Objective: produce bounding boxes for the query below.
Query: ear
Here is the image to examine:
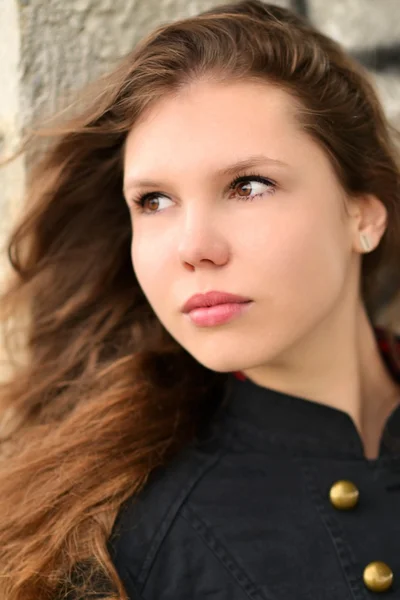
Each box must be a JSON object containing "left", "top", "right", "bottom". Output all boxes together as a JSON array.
[{"left": 347, "top": 193, "right": 388, "bottom": 254}]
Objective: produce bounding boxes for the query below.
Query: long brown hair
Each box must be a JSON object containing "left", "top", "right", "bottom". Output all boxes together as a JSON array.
[{"left": 1, "top": 1, "right": 400, "bottom": 598}]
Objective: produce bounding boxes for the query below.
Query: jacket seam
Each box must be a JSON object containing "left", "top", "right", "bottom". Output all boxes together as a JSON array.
[
  {"left": 297, "top": 457, "right": 368, "bottom": 600},
  {"left": 120, "top": 566, "right": 146, "bottom": 600},
  {"left": 180, "top": 503, "right": 276, "bottom": 600},
  {"left": 136, "top": 431, "right": 239, "bottom": 592}
]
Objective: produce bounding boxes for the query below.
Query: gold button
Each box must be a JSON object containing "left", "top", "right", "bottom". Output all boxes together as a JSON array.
[
  {"left": 363, "top": 561, "right": 393, "bottom": 592},
  {"left": 329, "top": 480, "right": 359, "bottom": 510}
]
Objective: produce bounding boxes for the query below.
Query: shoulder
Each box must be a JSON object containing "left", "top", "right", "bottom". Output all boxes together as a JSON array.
[{"left": 107, "top": 426, "right": 235, "bottom": 597}]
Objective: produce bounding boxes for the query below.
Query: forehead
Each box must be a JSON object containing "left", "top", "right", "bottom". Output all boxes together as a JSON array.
[{"left": 123, "top": 80, "right": 302, "bottom": 165}]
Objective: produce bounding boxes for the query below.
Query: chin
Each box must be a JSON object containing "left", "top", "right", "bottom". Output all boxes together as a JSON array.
[
  {"left": 189, "top": 349, "right": 253, "bottom": 374},
  {"left": 173, "top": 329, "right": 267, "bottom": 372}
]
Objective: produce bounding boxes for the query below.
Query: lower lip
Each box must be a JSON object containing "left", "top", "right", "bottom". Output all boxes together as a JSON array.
[{"left": 186, "top": 301, "right": 253, "bottom": 327}]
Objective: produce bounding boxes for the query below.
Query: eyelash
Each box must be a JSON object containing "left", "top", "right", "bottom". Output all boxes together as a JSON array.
[{"left": 129, "top": 171, "right": 277, "bottom": 215}]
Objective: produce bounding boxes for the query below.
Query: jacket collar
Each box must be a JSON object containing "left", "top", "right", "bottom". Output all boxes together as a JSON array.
[{"left": 219, "top": 327, "right": 400, "bottom": 459}]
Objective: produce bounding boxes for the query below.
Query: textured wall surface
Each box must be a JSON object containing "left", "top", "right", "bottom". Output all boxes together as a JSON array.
[
  {"left": 18, "top": 0, "right": 244, "bottom": 131},
  {"left": 12, "top": 0, "right": 400, "bottom": 135},
  {"left": 0, "top": 0, "right": 25, "bottom": 264},
  {"left": 0, "top": 0, "right": 399, "bottom": 273}
]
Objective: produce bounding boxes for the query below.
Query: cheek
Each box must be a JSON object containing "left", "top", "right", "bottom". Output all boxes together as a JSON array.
[
  {"left": 131, "top": 233, "right": 170, "bottom": 303},
  {"left": 250, "top": 207, "right": 348, "bottom": 306}
]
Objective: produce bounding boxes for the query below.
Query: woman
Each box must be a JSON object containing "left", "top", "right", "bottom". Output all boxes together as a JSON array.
[{"left": 1, "top": 1, "right": 400, "bottom": 598}]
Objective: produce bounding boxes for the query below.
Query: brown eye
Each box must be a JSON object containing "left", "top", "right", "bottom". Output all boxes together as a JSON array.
[
  {"left": 235, "top": 181, "right": 253, "bottom": 197},
  {"left": 145, "top": 197, "right": 160, "bottom": 212},
  {"left": 229, "top": 175, "right": 276, "bottom": 201},
  {"left": 133, "top": 193, "right": 174, "bottom": 215}
]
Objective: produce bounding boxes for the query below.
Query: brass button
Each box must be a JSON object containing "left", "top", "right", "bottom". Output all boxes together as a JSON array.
[
  {"left": 329, "top": 480, "right": 359, "bottom": 510},
  {"left": 363, "top": 561, "right": 393, "bottom": 592}
]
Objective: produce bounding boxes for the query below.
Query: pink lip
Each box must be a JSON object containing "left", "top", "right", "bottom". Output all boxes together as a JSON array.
[
  {"left": 181, "top": 291, "right": 252, "bottom": 313},
  {"left": 186, "top": 301, "right": 252, "bottom": 327},
  {"left": 181, "top": 291, "right": 253, "bottom": 327}
]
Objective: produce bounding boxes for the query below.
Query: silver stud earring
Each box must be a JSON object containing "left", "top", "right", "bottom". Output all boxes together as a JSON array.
[{"left": 360, "top": 233, "right": 372, "bottom": 252}]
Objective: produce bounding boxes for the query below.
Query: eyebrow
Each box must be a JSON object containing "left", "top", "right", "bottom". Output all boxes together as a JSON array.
[{"left": 123, "top": 154, "right": 289, "bottom": 195}]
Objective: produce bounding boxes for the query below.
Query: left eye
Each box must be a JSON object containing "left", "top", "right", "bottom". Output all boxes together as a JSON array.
[{"left": 229, "top": 176, "right": 276, "bottom": 200}]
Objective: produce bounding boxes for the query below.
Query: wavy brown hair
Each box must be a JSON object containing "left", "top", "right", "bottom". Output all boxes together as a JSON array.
[{"left": 1, "top": 1, "right": 400, "bottom": 598}]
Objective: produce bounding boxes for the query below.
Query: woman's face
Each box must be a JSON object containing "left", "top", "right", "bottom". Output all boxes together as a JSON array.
[{"left": 123, "top": 79, "right": 359, "bottom": 373}]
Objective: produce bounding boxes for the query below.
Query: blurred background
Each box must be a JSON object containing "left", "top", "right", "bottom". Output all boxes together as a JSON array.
[{"left": 0, "top": 0, "right": 399, "bottom": 291}]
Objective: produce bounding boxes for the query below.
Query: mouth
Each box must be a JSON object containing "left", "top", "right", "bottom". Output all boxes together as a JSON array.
[
  {"left": 182, "top": 291, "right": 252, "bottom": 313},
  {"left": 185, "top": 300, "right": 253, "bottom": 327}
]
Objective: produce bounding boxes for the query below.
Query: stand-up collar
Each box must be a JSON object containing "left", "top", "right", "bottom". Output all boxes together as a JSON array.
[{"left": 218, "top": 327, "right": 400, "bottom": 459}]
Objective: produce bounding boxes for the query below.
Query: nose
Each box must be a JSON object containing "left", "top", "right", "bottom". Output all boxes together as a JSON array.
[{"left": 177, "top": 205, "right": 230, "bottom": 270}]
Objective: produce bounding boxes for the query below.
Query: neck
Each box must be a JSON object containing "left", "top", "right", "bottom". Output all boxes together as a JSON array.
[{"left": 242, "top": 300, "right": 400, "bottom": 459}]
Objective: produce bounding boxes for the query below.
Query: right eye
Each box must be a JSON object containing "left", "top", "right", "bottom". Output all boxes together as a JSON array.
[{"left": 131, "top": 193, "right": 174, "bottom": 215}]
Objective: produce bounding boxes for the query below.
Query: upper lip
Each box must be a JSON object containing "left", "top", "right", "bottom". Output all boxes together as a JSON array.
[{"left": 181, "top": 291, "right": 252, "bottom": 313}]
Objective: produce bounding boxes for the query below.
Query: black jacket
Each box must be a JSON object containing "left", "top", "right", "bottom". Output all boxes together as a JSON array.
[{"left": 108, "top": 327, "right": 400, "bottom": 599}]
